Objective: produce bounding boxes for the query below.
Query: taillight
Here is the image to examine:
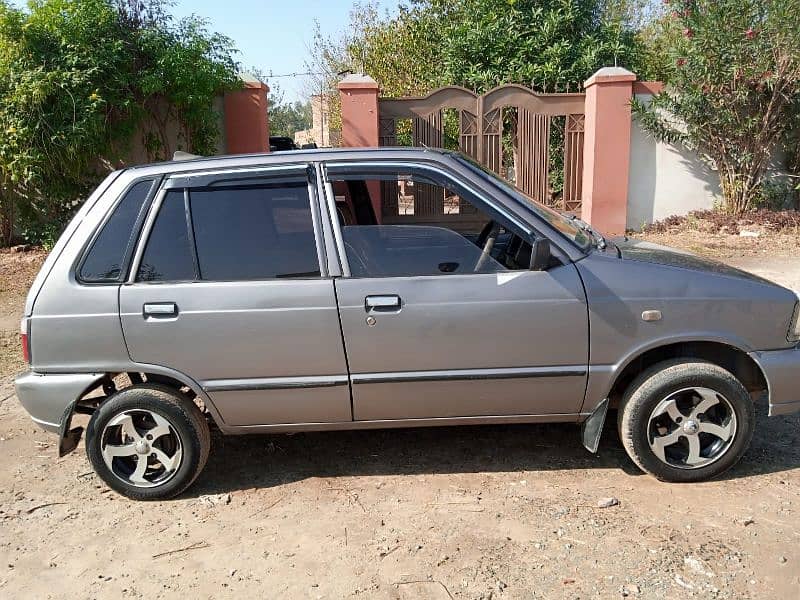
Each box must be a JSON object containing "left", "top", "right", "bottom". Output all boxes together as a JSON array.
[{"left": 20, "top": 318, "right": 30, "bottom": 364}]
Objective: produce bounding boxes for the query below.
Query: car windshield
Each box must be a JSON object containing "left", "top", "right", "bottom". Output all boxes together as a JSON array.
[{"left": 455, "top": 154, "right": 592, "bottom": 251}]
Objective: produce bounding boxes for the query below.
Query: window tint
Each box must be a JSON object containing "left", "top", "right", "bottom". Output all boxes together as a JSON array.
[
  {"left": 191, "top": 183, "right": 320, "bottom": 281},
  {"left": 137, "top": 191, "right": 195, "bottom": 282},
  {"left": 330, "top": 171, "right": 528, "bottom": 278},
  {"left": 79, "top": 180, "right": 153, "bottom": 282}
]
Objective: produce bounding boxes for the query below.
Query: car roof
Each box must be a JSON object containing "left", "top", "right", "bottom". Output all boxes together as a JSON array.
[
  {"left": 124, "top": 147, "right": 458, "bottom": 178},
  {"left": 114, "top": 145, "right": 589, "bottom": 264}
]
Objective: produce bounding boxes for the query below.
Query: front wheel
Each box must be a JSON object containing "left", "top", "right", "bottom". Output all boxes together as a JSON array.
[
  {"left": 618, "top": 360, "right": 754, "bottom": 482},
  {"left": 85, "top": 384, "right": 211, "bottom": 500}
]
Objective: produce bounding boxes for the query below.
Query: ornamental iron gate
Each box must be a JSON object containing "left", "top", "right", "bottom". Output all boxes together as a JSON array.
[{"left": 378, "top": 85, "right": 586, "bottom": 223}]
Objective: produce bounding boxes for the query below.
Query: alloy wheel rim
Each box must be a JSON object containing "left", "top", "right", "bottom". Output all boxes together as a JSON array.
[
  {"left": 647, "top": 387, "right": 737, "bottom": 470},
  {"left": 100, "top": 409, "right": 183, "bottom": 488}
]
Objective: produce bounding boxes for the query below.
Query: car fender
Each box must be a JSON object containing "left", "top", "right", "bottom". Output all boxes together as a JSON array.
[
  {"left": 122, "top": 362, "right": 227, "bottom": 426},
  {"left": 52, "top": 363, "right": 225, "bottom": 456},
  {"left": 583, "top": 332, "right": 759, "bottom": 414}
]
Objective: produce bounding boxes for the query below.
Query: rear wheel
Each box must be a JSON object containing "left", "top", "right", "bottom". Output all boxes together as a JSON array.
[
  {"left": 86, "top": 384, "right": 210, "bottom": 500},
  {"left": 618, "top": 360, "right": 754, "bottom": 482}
]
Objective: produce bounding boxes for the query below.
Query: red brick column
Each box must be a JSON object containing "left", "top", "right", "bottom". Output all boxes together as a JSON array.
[
  {"left": 338, "top": 74, "right": 380, "bottom": 148},
  {"left": 580, "top": 67, "right": 637, "bottom": 236},
  {"left": 338, "top": 74, "right": 382, "bottom": 220},
  {"left": 223, "top": 80, "right": 270, "bottom": 154}
]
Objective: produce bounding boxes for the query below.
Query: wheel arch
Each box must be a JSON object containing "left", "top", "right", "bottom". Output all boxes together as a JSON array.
[
  {"left": 605, "top": 340, "right": 768, "bottom": 409},
  {"left": 60, "top": 365, "right": 224, "bottom": 456},
  {"left": 117, "top": 367, "right": 224, "bottom": 427}
]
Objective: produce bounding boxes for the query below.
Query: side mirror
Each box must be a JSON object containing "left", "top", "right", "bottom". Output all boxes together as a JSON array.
[{"left": 530, "top": 238, "right": 551, "bottom": 271}]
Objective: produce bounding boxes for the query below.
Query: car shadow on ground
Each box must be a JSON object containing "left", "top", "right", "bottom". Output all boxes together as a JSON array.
[
  {"left": 716, "top": 405, "right": 800, "bottom": 482},
  {"left": 185, "top": 405, "right": 800, "bottom": 498}
]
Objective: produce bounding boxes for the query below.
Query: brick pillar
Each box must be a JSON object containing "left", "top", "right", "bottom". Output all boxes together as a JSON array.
[
  {"left": 580, "top": 67, "right": 636, "bottom": 236},
  {"left": 223, "top": 78, "right": 270, "bottom": 154},
  {"left": 338, "top": 74, "right": 382, "bottom": 220},
  {"left": 338, "top": 74, "right": 379, "bottom": 147}
]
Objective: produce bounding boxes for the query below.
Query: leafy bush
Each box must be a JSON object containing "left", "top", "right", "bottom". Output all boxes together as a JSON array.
[
  {"left": 752, "top": 178, "right": 797, "bottom": 211},
  {"left": 0, "top": 0, "right": 240, "bottom": 246},
  {"left": 633, "top": 0, "right": 800, "bottom": 215}
]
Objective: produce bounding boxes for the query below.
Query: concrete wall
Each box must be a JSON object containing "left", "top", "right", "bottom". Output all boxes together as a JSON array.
[
  {"left": 626, "top": 92, "right": 720, "bottom": 230},
  {"left": 295, "top": 94, "right": 340, "bottom": 148}
]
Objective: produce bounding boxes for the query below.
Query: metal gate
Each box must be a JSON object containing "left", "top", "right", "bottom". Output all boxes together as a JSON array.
[{"left": 378, "top": 85, "right": 585, "bottom": 222}]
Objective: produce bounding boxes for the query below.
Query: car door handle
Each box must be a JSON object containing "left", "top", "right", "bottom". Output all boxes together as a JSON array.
[
  {"left": 365, "top": 295, "right": 402, "bottom": 312},
  {"left": 143, "top": 302, "right": 178, "bottom": 318}
]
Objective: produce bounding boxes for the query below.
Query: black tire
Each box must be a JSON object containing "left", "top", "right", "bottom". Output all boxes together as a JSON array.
[
  {"left": 86, "top": 384, "right": 211, "bottom": 500},
  {"left": 618, "top": 359, "right": 755, "bottom": 482}
]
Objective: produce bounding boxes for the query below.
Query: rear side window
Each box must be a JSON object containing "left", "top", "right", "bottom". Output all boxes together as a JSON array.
[
  {"left": 79, "top": 179, "right": 153, "bottom": 282},
  {"left": 191, "top": 183, "right": 320, "bottom": 280},
  {"left": 137, "top": 191, "right": 195, "bottom": 282}
]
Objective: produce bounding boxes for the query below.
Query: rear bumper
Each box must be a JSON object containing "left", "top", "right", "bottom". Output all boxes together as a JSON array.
[
  {"left": 14, "top": 371, "right": 104, "bottom": 433},
  {"left": 749, "top": 348, "right": 800, "bottom": 416}
]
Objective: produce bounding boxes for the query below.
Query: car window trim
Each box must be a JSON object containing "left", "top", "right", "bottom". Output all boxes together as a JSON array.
[
  {"left": 187, "top": 179, "right": 325, "bottom": 282},
  {"left": 129, "top": 167, "right": 327, "bottom": 285},
  {"left": 183, "top": 188, "right": 202, "bottom": 280},
  {"left": 127, "top": 184, "right": 170, "bottom": 285},
  {"left": 319, "top": 164, "right": 352, "bottom": 278},
  {"left": 306, "top": 164, "right": 330, "bottom": 278},
  {"left": 324, "top": 161, "right": 533, "bottom": 236},
  {"left": 315, "top": 162, "right": 343, "bottom": 278},
  {"left": 163, "top": 164, "right": 309, "bottom": 189},
  {"left": 75, "top": 176, "right": 160, "bottom": 285},
  {"left": 321, "top": 160, "right": 559, "bottom": 279}
]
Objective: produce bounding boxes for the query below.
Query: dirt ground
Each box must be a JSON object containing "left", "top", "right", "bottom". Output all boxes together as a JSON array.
[
  {"left": 1, "top": 238, "right": 799, "bottom": 599},
  {"left": 633, "top": 229, "right": 800, "bottom": 261}
]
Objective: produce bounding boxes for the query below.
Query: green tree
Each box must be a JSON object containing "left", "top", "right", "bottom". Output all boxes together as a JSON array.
[
  {"left": 0, "top": 0, "right": 239, "bottom": 246},
  {"left": 312, "top": 0, "right": 647, "bottom": 96},
  {"left": 304, "top": 1, "right": 440, "bottom": 133},
  {"left": 633, "top": 0, "right": 800, "bottom": 215},
  {"left": 268, "top": 83, "right": 313, "bottom": 138},
  {"left": 419, "top": 0, "right": 645, "bottom": 93},
  {"left": 600, "top": 0, "right": 664, "bottom": 30},
  {"left": 309, "top": 0, "right": 647, "bottom": 197}
]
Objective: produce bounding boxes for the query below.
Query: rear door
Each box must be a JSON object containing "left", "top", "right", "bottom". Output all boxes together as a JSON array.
[
  {"left": 120, "top": 165, "right": 352, "bottom": 426},
  {"left": 323, "top": 161, "right": 589, "bottom": 421}
]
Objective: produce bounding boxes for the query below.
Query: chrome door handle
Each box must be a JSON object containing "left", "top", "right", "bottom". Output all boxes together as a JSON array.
[
  {"left": 365, "top": 295, "right": 401, "bottom": 312},
  {"left": 143, "top": 302, "right": 178, "bottom": 318}
]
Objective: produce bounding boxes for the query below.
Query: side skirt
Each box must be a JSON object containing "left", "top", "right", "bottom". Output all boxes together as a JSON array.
[{"left": 216, "top": 412, "right": 588, "bottom": 435}]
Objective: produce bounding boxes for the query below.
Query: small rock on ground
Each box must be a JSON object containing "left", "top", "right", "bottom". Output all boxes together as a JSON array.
[{"left": 597, "top": 497, "right": 619, "bottom": 508}]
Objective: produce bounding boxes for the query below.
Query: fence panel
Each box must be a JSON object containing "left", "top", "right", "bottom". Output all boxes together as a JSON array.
[{"left": 378, "top": 85, "right": 585, "bottom": 220}]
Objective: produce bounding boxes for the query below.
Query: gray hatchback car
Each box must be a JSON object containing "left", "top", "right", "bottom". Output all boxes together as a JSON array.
[{"left": 14, "top": 148, "right": 800, "bottom": 500}]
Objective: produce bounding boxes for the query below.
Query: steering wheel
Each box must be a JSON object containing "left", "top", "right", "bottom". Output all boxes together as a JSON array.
[{"left": 474, "top": 221, "right": 502, "bottom": 272}]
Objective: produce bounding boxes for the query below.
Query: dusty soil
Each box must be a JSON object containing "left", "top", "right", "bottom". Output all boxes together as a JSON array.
[
  {"left": 1, "top": 241, "right": 799, "bottom": 599},
  {"left": 633, "top": 214, "right": 800, "bottom": 260},
  {"left": 634, "top": 229, "right": 800, "bottom": 260},
  {"left": 0, "top": 249, "right": 46, "bottom": 378}
]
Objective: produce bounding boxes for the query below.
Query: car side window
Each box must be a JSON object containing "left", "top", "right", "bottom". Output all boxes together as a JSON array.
[
  {"left": 137, "top": 191, "right": 195, "bottom": 282},
  {"left": 327, "top": 170, "right": 530, "bottom": 278},
  {"left": 79, "top": 179, "right": 154, "bottom": 282},
  {"left": 190, "top": 182, "right": 321, "bottom": 281}
]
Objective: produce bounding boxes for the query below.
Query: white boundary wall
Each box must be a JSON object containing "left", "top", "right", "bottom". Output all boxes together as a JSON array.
[{"left": 626, "top": 92, "right": 720, "bottom": 231}]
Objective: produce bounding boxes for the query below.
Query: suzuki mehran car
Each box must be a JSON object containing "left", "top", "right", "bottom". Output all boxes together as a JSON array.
[{"left": 14, "top": 148, "right": 800, "bottom": 500}]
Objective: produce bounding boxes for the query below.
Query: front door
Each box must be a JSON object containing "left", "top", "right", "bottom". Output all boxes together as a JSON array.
[
  {"left": 324, "top": 162, "right": 589, "bottom": 421},
  {"left": 120, "top": 166, "right": 351, "bottom": 426}
]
